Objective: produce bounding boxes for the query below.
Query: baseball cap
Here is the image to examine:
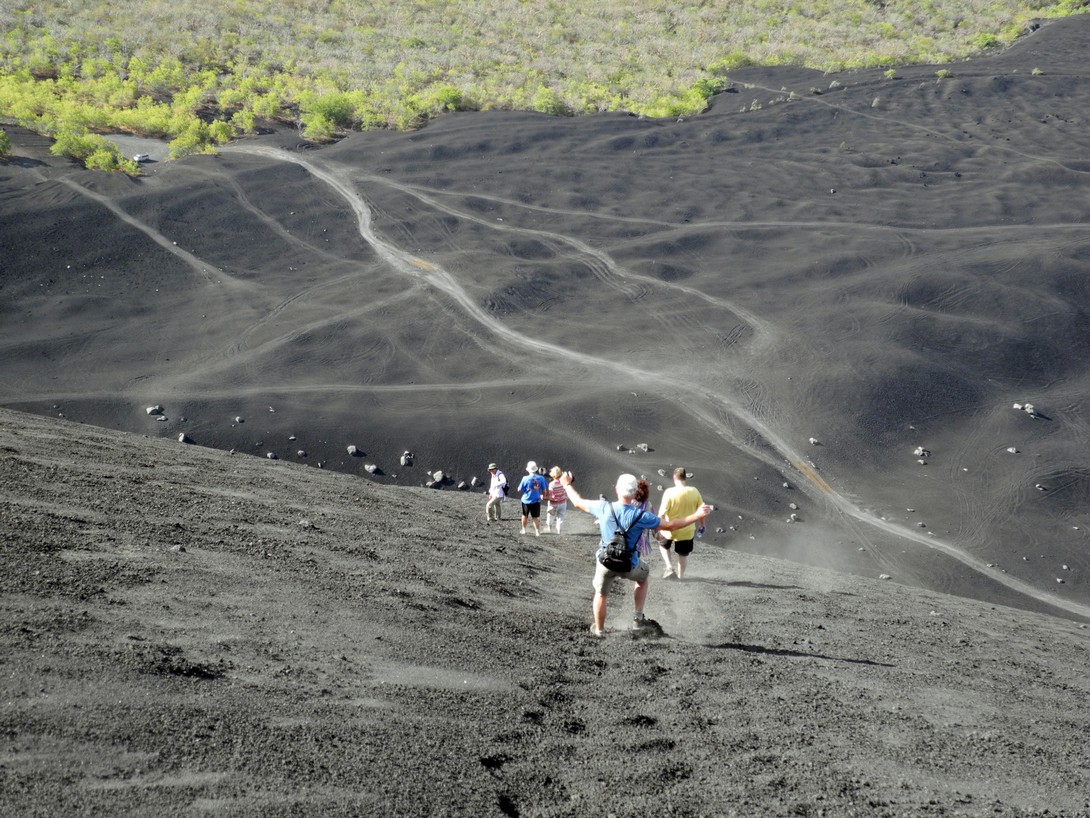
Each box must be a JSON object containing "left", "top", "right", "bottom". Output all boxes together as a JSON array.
[{"left": 616, "top": 473, "right": 638, "bottom": 498}]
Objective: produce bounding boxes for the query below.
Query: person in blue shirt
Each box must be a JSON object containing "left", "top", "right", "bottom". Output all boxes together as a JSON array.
[
  {"left": 517, "top": 461, "right": 549, "bottom": 536},
  {"left": 559, "top": 471, "right": 712, "bottom": 636}
]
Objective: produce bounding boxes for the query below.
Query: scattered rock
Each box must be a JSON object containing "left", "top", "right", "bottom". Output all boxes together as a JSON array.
[
  {"left": 782, "top": 482, "right": 791, "bottom": 489},
  {"left": 178, "top": 433, "right": 192, "bottom": 444},
  {"left": 879, "top": 574, "right": 892, "bottom": 580},
  {"left": 809, "top": 437, "right": 820, "bottom": 445},
  {"left": 347, "top": 445, "right": 360, "bottom": 457},
  {"left": 400, "top": 451, "right": 414, "bottom": 467},
  {"left": 146, "top": 405, "right": 164, "bottom": 415},
  {"left": 1057, "top": 578, "right": 1066, "bottom": 584},
  {"left": 788, "top": 502, "right": 798, "bottom": 510},
  {"left": 235, "top": 416, "right": 244, "bottom": 423},
  {"left": 1007, "top": 447, "right": 1018, "bottom": 454},
  {"left": 170, "top": 544, "right": 186, "bottom": 553},
  {"left": 1035, "top": 483, "right": 1047, "bottom": 491},
  {"left": 917, "top": 459, "right": 927, "bottom": 465},
  {"left": 155, "top": 416, "right": 168, "bottom": 422},
  {"left": 457, "top": 481, "right": 468, "bottom": 490},
  {"left": 317, "top": 461, "right": 325, "bottom": 469},
  {"left": 636, "top": 443, "right": 650, "bottom": 452},
  {"left": 917, "top": 522, "right": 927, "bottom": 528},
  {"left": 299, "top": 519, "right": 315, "bottom": 529},
  {"left": 616, "top": 444, "right": 628, "bottom": 452},
  {"left": 288, "top": 435, "right": 296, "bottom": 441},
  {"left": 297, "top": 450, "right": 307, "bottom": 458},
  {"left": 913, "top": 446, "right": 930, "bottom": 457},
  {"left": 1012, "top": 403, "right": 1023, "bottom": 410},
  {"left": 267, "top": 452, "right": 278, "bottom": 460},
  {"left": 365, "top": 464, "right": 379, "bottom": 475},
  {"left": 470, "top": 476, "right": 481, "bottom": 487},
  {"left": 432, "top": 470, "right": 445, "bottom": 482}
]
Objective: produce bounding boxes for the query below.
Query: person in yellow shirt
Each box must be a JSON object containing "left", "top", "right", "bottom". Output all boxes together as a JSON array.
[{"left": 658, "top": 467, "right": 704, "bottom": 579}]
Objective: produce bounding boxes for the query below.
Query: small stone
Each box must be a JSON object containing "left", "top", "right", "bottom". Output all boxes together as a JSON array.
[
  {"left": 1062, "top": 564, "right": 1069, "bottom": 571},
  {"left": 178, "top": 433, "right": 192, "bottom": 444},
  {"left": 267, "top": 452, "right": 278, "bottom": 460},
  {"left": 317, "top": 461, "right": 325, "bottom": 469},
  {"left": 637, "top": 443, "right": 650, "bottom": 452},
  {"left": 288, "top": 435, "right": 296, "bottom": 441},
  {"left": 235, "top": 416, "right": 244, "bottom": 423},
  {"left": 365, "top": 464, "right": 379, "bottom": 474},
  {"left": 432, "top": 470, "right": 445, "bottom": 482},
  {"left": 1036, "top": 483, "right": 1047, "bottom": 491},
  {"left": 809, "top": 437, "right": 820, "bottom": 445},
  {"left": 170, "top": 544, "right": 186, "bottom": 553},
  {"left": 400, "top": 451, "right": 414, "bottom": 466},
  {"left": 458, "top": 480, "right": 468, "bottom": 490},
  {"left": 788, "top": 502, "right": 798, "bottom": 510},
  {"left": 297, "top": 450, "right": 307, "bottom": 458},
  {"left": 782, "top": 482, "right": 791, "bottom": 488},
  {"left": 155, "top": 415, "right": 168, "bottom": 422},
  {"left": 917, "top": 522, "right": 926, "bottom": 528},
  {"left": 917, "top": 459, "right": 927, "bottom": 465},
  {"left": 1007, "top": 447, "right": 1018, "bottom": 454},
  {"left": 879, "top": 574, "right": 892, "bottom": 580},
  {"left": 1057, "top": 578, "right": 1065, "bottom": 584},
  {"left": 146, "top": 405, "right": 164, "bottom": 415},
  {"left": 617, "top": 444, "right": 628, "bottom": 452},
  {"left": 1012, "top": 403, "right": 1023, "bottom": 410},
  {"left": 347, "top": 445, "right": 360, "bottom": 456}
]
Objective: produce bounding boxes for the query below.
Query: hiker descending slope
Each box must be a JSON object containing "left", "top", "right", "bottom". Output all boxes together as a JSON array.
[{"left": 559, "top": 471, "right": 712, "bottom": 637}]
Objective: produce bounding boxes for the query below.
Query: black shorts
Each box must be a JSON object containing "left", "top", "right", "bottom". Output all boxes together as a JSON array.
[
  {"left": 664, "top": 538, "right": 694, "bottom": 557},
  {"left": 521, "top": 501, "right": 542, "bottom": 518}
]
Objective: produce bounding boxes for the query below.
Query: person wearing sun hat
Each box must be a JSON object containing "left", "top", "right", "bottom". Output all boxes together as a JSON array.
[
  {"left": 485, "top": 463, "right": 507, "bottom": 523},
  {"left": 516, "top": 461, "right": 548, "bottom": 536},
  {"left": 545, "top": 465, "right": 568, "bottom": 534}
]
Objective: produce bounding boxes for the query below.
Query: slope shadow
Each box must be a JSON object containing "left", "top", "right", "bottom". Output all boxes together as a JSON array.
[{"left": 707, "top": 641, "right": 894, "bottom": 667}]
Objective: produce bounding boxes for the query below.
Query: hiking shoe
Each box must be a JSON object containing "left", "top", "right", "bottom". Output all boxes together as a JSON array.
[
  {"left": 589, "top": 625, "right": 605, "bottom": 638},
  {"left": 520, "top": 527, "right": 526, "bottom": 535},
  {"left": 534, "top": 529, "right": 540, "bottom": 537},
  {"left": 633, "top": 612, "right": 651, "bottom": 629},
  {"left": 663, "top": 568, "right": 675, "bottom": 579}
]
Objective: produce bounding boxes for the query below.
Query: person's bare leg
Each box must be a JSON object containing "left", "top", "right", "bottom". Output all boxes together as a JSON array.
[
  {"left": 659, "top": 544, "right": 674, "bottom": 575},
  {"left": 633, "top": 579, "right": 649, "bottom": 614},
  {"left": 677, "top": 554, "right": 688, "bottom": 579},
  {"left": 593, "top": 592, "right": 607, "bottom": 631}
]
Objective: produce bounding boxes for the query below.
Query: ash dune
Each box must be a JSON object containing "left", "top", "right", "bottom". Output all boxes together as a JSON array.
[
  {"left": 2, "top": 407, "right": 1090, "bottom": 817},
  {"left": 3, "top": 17, "right": 1090, "bottom": 625}
]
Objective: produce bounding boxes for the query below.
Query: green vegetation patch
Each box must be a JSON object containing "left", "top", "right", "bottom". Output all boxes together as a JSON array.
[{"left": 0, "top": 1, "right": 1086, "bottom": 172}]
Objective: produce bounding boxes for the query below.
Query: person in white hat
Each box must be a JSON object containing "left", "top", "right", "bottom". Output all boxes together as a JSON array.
[
  {"left": 485, "top": 463, "right": 507, "bottom": 523},
  {"left": 516, "top": 461, "right": 548, "bottom": 536}
]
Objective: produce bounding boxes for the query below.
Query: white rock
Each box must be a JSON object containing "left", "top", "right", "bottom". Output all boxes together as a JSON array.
[
  {"left": 809, "top": 437, "right": 819, "bottom": 445},
  {"left": 267, "top": 452, "right": 277, "bottom": 460},
  {"left": 1012, "top": 403, "right": 1023, "bottom": 410},
  {"left": 235, "top": 416, "right": 244, "bottom": 423},
  {"left": 146, "top": 405, "right": 163, "bottom": 415},
  {"left": 297, "top": 450, "right": 307, "bottom": 458},
  {"left": 879, "top": 574, "right": 892, "bottom": 580},
  {"left": 365, "top": 464, "right": 378, "bottom": 474},
  {"left": 155, "top": 416, "right": 168, "bottom": 422},
  {"left": 1007, "top": 447, "right": 1018, "bottom": 454},
  {"left": 432, "top": 470, "right": 445, "bottom": 482},
  {"left": 917, "top": 459, "right": 927, "bottom": 465},
  {"left": 178, "top": 433, "right": 192, "bottom": 444},
  {"left": 347, "top": 445, "right": 359, "bottom": 456}
]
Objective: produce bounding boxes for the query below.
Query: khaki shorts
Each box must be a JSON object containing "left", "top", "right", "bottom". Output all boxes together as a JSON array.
[{"left": 593, "top": 557, "right": 649, "bottom": 593}]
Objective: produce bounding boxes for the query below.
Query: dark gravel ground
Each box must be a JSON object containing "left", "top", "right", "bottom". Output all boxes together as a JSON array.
[{"left": 3, "top": 407, "right": 1090, "bottom": 817}]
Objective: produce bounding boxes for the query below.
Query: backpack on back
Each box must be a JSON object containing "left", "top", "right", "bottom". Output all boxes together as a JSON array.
[{"left": 599, "top": 502, "right": 645, "bottom": 573}]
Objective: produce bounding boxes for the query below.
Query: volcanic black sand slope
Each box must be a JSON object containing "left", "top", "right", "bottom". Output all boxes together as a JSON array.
[
  {"left": 3, "top": 16, "right": 1090, "bottom": 625},
  {"left": 2, "top": 407, "right": 1090, "bottom": 817}
]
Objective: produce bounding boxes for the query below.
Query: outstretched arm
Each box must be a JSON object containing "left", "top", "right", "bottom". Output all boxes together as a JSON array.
[
  {"left": 657, "top": 503, "right": 713, "bottom": 532},
  {"left": 559, "top": 471, "right": 594, "bottom": 513}
]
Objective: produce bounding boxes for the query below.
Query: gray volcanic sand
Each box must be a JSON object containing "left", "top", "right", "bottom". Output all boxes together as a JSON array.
[
  {"left": 3, "top": 15, "right": 1090, "bottom": 813},
  {"left": 2, "top": 407, "right": 1089, "bottom": 817},
  {"left": 3, "top": 19, "right": 1090, "bottom": 620}
]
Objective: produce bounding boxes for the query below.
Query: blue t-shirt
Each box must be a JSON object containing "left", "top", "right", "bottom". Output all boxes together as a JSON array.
[
  {"left": 518, "top": 473, "right": 548, "bottom": 503},
  {"left": 591, "top": 500, "right": 661, "bottom": 571}
]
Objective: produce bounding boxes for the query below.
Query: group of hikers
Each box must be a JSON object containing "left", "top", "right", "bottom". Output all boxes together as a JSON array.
[{"left": 486, "top": 461, "right": 713, "bottom": 637}]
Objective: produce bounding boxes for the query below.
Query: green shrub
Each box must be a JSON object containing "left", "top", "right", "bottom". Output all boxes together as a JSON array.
[{"left": 0, "top": 128, "right": 11, "bottom": 157}]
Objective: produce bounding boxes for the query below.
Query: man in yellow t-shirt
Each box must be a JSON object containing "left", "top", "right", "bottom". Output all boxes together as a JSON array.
[{"left": 658, "top": 467, "right": 704, "bottom": 579}]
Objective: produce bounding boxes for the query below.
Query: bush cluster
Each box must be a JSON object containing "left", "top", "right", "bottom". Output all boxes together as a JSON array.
[{"left": 0, "top": 1, "right": 1085, "bottom": 173}]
